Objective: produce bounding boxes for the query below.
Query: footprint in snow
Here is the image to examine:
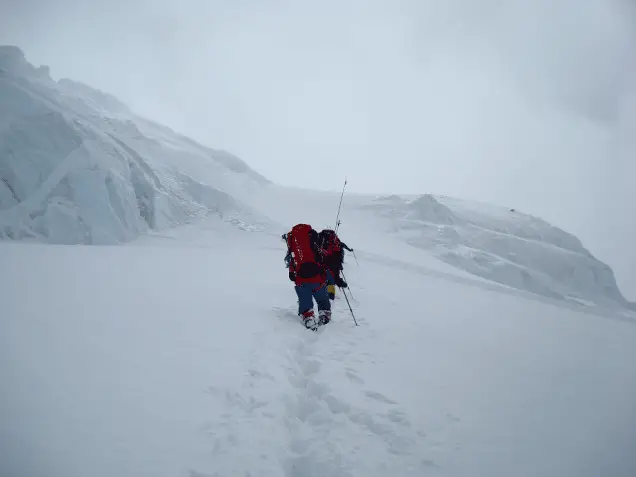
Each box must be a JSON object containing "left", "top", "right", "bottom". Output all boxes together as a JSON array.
[
  {"left": 364, "top": 390, "right": 398, "bottom": 405},
  {"left": 272, "top": 306, "right": 300, "bottom": 324},
  {"left": 345, "top": 368, "right": 365, "bottom": 384},
  {"left": 323, "top": 393, "right": 352, "bottom": 414},
  {"left": 385, "top": 409, "right": 411, "bottom": 427},
  {"left": 246, "top": 368, "right": 275, "bottom": 381},
  {"left": 188, "top": 470, "right": 216, "bottom": 477},
  {"left": 422, "top": 459, "right": 441, "bottom": 468},
  {"left": 299, "top": 358, "right": 321, "bottom": 376},
  {"left": 444, "top": 411, "right": 461, "bottom": 422}
]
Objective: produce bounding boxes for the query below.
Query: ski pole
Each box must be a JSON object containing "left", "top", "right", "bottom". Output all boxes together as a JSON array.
[
  {"left": 352, "top": 249, "right": 359, "bottom": 266},
  {"left": 342, "top": 289, "right": 358, "bottom": 326},
  {"left": 334, "top": 179, "right": 347, "bottom": 233}
]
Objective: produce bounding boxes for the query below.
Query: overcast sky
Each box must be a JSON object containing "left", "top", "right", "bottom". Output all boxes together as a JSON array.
[{"left": 2, "top": 0, "right": 635, "bottom": 299}]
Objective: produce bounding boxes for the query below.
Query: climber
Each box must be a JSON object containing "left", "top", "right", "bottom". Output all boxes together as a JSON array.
[
  {"left": 284, "top": 224, "right": 332, "bottom": 330},
  {"left": 318, "top": 228, "right": 352, "bottom": 300}
]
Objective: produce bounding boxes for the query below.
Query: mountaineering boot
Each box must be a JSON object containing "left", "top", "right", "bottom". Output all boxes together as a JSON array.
[
  {"left": 327, "top": 284, "right": 336, "bottom": 300},
  {"left": 319, "top": 310, "right": 331, "bottom": 325},
  {"left": 301, "top": 310, "right": 318, "bottom": 330}
]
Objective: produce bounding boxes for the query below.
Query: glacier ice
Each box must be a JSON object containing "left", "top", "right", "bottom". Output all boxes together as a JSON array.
[{"left": 0, "top": 46, "right": 271, "bottom": 244}]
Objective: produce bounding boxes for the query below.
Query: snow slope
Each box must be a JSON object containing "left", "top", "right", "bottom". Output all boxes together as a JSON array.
[
  {"left": 0, "top": 45, "right": 272, "bottom": 244},
  {"left": 2, "top": 218, "right": 636, "bottom": 477},
  {"left": 237, "top": 185, "right": 634, "bottom": 314}
]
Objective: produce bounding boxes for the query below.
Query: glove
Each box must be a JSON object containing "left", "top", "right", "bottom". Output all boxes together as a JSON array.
[
  {"left": 289, "top": 270, "right": 296, "bottom": 282},
  {"left": 336, "top": 277, "right": 348, "bottom": 288}
]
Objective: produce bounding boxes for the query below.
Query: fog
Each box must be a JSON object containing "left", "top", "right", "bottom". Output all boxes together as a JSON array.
[{"left": 2, "top": 0, "right": 635, "bottom": 298}]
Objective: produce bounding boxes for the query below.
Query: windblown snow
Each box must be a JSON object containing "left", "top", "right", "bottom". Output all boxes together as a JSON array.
[{"left": 2, "top": 46, "right": 636, "bottom": 477}]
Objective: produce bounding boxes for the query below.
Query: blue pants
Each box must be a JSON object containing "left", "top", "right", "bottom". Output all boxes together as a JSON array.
[{"left": 295, "top": 282, "right": 331, "bottom": 315}]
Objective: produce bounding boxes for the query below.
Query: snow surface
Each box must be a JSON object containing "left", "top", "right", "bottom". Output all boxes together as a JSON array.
[{"left": 2, "top": 218, "right": 636, "bottom": 477}]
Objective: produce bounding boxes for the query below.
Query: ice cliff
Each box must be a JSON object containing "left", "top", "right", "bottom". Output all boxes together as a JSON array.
[{"left": 0, "top": 46, "right": 270, "bottom": 244}]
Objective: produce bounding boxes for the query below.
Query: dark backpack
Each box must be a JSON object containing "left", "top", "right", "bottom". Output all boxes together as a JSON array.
[
  {"left": 319, "top": 229, "right": 342, "bottom": 256},
  {"left": 286, "top": 224, "right": 322, "bottom": 279}
]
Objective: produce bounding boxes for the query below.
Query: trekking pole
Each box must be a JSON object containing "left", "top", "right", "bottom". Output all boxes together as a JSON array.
[
  {"left": 341, "top": 289, "right": 358, "bottom": 326},
  {"left": 334, "top": 178, "right": 347, "bottom": 233},
  {"left": 341, "top": 270, "right": 355, "bottom": 301},
  {"left": 352, "top": 249, "right": 360, "bottom": 266}
]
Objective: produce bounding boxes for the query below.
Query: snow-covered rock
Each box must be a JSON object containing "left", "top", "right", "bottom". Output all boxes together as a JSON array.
[
  {"left": 0, "top": 46, "right": 271, "bottom": 244},
  {"left": 363, "top": 193, "right": 632, "bottom": 309},
  {"left": 0, "top": 46, "right": 52, "bottom": 81}
]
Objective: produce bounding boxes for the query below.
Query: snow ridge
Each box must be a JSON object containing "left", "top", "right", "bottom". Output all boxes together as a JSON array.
[{"left": 364, "top": 193, "right": 631, "bottom": 309}]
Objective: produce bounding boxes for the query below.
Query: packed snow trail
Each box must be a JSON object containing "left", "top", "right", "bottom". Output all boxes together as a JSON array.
[{"left": 2, "top": 218, "right": 636, "bottom": 477}]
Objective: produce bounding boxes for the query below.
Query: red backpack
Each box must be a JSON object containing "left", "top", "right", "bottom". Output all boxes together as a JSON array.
[{"left": 286, "top": 224, "right": 323, "bottom": 280}]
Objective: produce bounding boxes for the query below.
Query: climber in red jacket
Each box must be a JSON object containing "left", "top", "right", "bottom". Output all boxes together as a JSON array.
[{"left": 283, "top": 224, "right": 332, "bottom": 330}]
